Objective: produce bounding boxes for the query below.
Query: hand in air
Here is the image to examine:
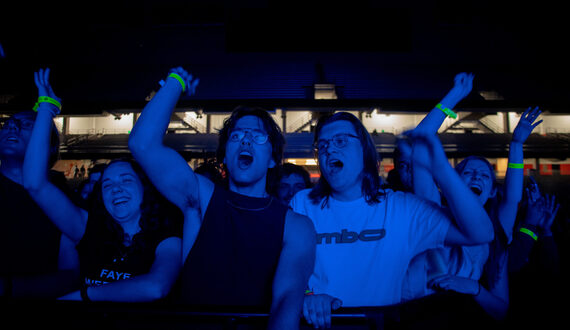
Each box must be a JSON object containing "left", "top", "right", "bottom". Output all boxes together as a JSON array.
[
  {"left": 512, "top": 107, "right": 542, "bottom": 144},
  {"left": 168, "top": 67, "right": 199, "bottom": 96}
]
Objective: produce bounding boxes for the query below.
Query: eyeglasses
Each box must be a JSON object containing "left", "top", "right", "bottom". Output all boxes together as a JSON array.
[
  {"left": 0, "top": 118, "right": 34, "bottom": 130},
  {"left": 228, "top": 128, "right": 269, "bottom": 145},
  {"left": 314, "top": 133, "right": 359, "bottom": 153}
]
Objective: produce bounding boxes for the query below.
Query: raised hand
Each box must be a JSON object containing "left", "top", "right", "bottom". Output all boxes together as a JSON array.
[
  {"left": 168, "top": 67, "right": 199, "bottom": 96},
  {"left": 446, "top": 72, "right": 475, "bottom": 102},
  {"left": 523, "top": 189, "right": 545, "bottom": 227},
  {"left": 512, "top": 107, "right": 542, "bottom": 144},
  {"left": 539, "top": 193, "right": 560, "bottom": 236},
  {"left": 34, "top": 68, "right": 60, "bottom": 102}
]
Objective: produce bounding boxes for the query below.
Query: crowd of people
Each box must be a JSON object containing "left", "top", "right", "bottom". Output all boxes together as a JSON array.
[{"left": 0, "top": 68, "right": 566, "bottom": 329}]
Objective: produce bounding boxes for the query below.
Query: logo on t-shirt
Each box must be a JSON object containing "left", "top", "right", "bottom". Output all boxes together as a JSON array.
[{"left": 316, "top": 228, "right": 386, "bottom": 244}]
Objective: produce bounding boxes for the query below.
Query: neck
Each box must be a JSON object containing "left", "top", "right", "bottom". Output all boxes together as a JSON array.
[
  {"left": 0, "top": 160, "right": 24, "bottom": 185},
  {"left": 229, "top": 177, "right": 269, "bottom": 198},
  {"left": 118, "top": 213, "right": 142, "bottom": 239},
  {"left": 330, "top": 182, "right": 363, "bottom": 202}
]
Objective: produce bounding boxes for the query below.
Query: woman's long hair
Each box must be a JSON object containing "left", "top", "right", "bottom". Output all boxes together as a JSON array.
[
  {"left": 88, "top": 158, "right": 182, "bottom": 254},
  {"left": 309, "top": 112, "right": 384, "bottom": 207}
]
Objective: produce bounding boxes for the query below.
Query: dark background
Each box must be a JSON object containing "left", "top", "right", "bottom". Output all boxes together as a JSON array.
[{"left": 1, "top": 0, "right": 568, "bottom": 115}]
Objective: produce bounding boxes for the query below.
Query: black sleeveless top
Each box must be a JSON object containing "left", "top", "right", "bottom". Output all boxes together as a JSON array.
[{"left": 180, "top": 185, "right": 287, "bottom": 309}]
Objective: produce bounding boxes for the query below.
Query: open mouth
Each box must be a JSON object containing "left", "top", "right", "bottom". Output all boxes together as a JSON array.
[
  {"left": 238, "top": 151, "right": 254, "bottom": 168},
  {"left": 328, "top": 159, "right": 344, "bottom": 174},
  {"left": 113, "top": 197, "right": 129, "bottom": 206},
  {"left": 470, "top": 186, "right": 482, "bottom": 196}
]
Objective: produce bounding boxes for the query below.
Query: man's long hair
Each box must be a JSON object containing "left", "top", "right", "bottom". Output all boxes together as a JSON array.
[{"left": 309, "top": 112, "right": 384, "bottom": 207}]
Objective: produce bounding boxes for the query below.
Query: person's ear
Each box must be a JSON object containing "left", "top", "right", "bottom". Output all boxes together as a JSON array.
[{"left": 269, "top": 158, "right": 276, "bottom": 169}]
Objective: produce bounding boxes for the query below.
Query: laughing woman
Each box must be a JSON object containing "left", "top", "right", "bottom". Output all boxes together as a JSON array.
[{"left": 22, "top": 69, "right": 183, "bottom": 302}]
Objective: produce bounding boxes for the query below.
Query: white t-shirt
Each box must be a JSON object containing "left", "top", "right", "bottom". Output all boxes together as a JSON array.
[{"left": 290, "top": 188, "right": 451, "bottom": 307}]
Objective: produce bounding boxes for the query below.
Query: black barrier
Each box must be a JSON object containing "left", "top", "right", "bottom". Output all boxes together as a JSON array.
[{"left": 1, "top": 293, "right": 511, "bottom": 330}]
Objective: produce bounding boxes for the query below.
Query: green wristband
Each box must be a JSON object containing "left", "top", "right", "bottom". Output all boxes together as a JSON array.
[
  {"left": 168, "top": 73, "right": 186, "bottom": 93},
  {"left": 32, "top": 96, "right": 61, "bottom": 114},
  {"left": 508, "top": 163, "right": 524, "bottom": 169},
  {"left": 436, "top": 103, "right": 457, "bottom": 119},
  {"left": 519, "top": 227, "right": 538, "bottom": 241}
]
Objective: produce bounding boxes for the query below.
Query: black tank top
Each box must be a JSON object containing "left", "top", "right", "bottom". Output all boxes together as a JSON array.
[{"left": 180, "top": 185, "right": 287, "bottom": 309}]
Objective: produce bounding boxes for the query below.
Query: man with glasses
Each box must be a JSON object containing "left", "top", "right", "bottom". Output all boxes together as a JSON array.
[
  {"left": 129, "top": 68, "right": 315, "bottom": 329},
  {"left": 290, "top": 112, "right": 494, "bottom": 328},
  {"left": 1, "top": 107, "right": 79, "bottom": 299}
]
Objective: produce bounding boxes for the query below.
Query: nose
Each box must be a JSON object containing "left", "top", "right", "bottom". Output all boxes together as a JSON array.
[
  {"left": 240, "top": 132, "right": 253, "bottom": 145},
  {"left": 111, "top": 183, "right": 123, "bottom": 193}
]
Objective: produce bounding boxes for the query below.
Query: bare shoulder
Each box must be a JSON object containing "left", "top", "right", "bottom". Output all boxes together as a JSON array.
[{"left": 284, "top": 209, "right": 316, "bottom": 243}]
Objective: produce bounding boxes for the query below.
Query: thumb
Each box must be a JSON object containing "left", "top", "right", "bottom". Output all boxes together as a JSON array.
[{"left": 331, "top": 298, "right": 342, "bottom": 310}]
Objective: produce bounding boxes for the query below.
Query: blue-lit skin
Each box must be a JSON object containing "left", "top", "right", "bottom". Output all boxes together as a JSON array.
[
  {"left": 409, "top": 73, "right": 543, "bottom": 320},
  {"left": 100, "top": 162, "right": 144, "bottom": 233},
  {"left": 129, "top": 67, "right": 315, "bottom": 330},
  {"left": 278, "top": 173, "right": 307, "bottom": 204},
  {"left": 458, "top": 159, "right": 496, "bottom": 205},
  {"left": 223, "top": 116, "right": 276, "bottom": 196},
  {"left": 0, "top": 112, "right": 35, "bottom": 183},
  {"left": 316, "top": 120, "right": 364, "bottom": 201},
  {"left": 23, "top": 68, "right": 181, "bottom": 302}
]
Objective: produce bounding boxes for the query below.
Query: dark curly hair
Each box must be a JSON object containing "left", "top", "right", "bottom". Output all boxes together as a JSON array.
[
  {"left": 215, "top": 106, "right": 285, "bottom": 190},
  {"left": 88, "top": 158, "right": 182, "bottom": 254}
]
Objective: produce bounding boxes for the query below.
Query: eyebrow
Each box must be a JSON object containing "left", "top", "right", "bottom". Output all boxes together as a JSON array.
[{"left": 102, "top": 173, "right": 136, "bottom": 182}]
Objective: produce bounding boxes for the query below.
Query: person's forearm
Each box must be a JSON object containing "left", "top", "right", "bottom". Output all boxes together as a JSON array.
[
  {"left": 508, "top": 230, "right": 535, "bottom": 273},
  {"left": 129, "top": 78, "right": 183, "bottom": 151},
  {"left": 473, "top": 286, "right": 509, "bottom": 320},
  {"left": 504, "top": 141, "right": 524, "bottom": 203},
  {"left": 268, "top": 294, "right": 303, "bottom": 330},
  {"left": 84, "top": 274, "right": 175, "bottom": 302},
  {"left": 433, "top": 158, "right": 494, "bottom": 244},
  {"left": 10, "top": 270, "right": 80, "bottom": 299},
  {"left": 415, "top": 93, "right": 464, "bottom": 134},
  {"left": 22, "top": 107, "right": 54, "bottom": 192}
]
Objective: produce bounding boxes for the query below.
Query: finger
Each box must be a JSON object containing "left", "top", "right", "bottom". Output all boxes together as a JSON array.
[
  {"left": 531, "top": 119, "right": 543, "bottom": 129},
  {"left": 332, "top": 298, "right": 342, "bottom": 310},
  {"left": 34, "top": 71, "right": 40, "bottom": 87},
  {"left": 303, "top": 300, "right": 311, "bottom": 324},
  {"left": 44, "top": 67, "right": 51, "bottom": 84},
  {"left": 323, "top": 300, "right": 332, "bottom": 328}
]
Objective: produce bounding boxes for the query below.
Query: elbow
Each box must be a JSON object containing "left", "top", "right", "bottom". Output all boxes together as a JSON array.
[
  {"left": 144, "top": 281, "right": 174, "bottom": 301},
  {"left": 128, "top": 134, "right": 150, "bottom": 158},
  {"left": 22, "top": 176, "right": 41, "bottom": 195}
]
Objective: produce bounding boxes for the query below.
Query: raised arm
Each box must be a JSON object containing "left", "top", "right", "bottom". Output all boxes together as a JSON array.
[
  {"left": 23, "top": 68, "right": 88, "bottom": 243},
  {"left": 410, "top": 73, "right": 474, "bottom": 203},
  {"left": 268, "top": 211, "right": 316, "bottom": 330},
  {"left": 405, "top": 130, "right": 494, "bottom": 246},
  {"left": 128, "top": 68, "right": 211, "bottom": 215},
  {"left": 415, "top": 72, "right": 474, "bottom": 134},
  {"left": 498, "top": 107, "right": 542, "bottom": 242}
]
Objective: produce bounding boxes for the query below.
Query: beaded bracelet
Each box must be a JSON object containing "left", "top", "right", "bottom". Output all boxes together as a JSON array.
[
  {"left": 304, "top": 289, "right": 314, "bottom": 296},
  {"left": 436, "top": 103, "right": 457, "bottom": 119}
]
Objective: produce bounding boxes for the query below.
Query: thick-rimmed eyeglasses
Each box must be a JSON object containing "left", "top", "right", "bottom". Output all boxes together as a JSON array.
[
  {"left": 0, "top": 118, "right": 34, "bottom": 130},
  {"left": 228, "top": 128, "right": 269, "bottom": 145},
  {"left": 314, "top": 133, "right": 359, "bottom": 153}
]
